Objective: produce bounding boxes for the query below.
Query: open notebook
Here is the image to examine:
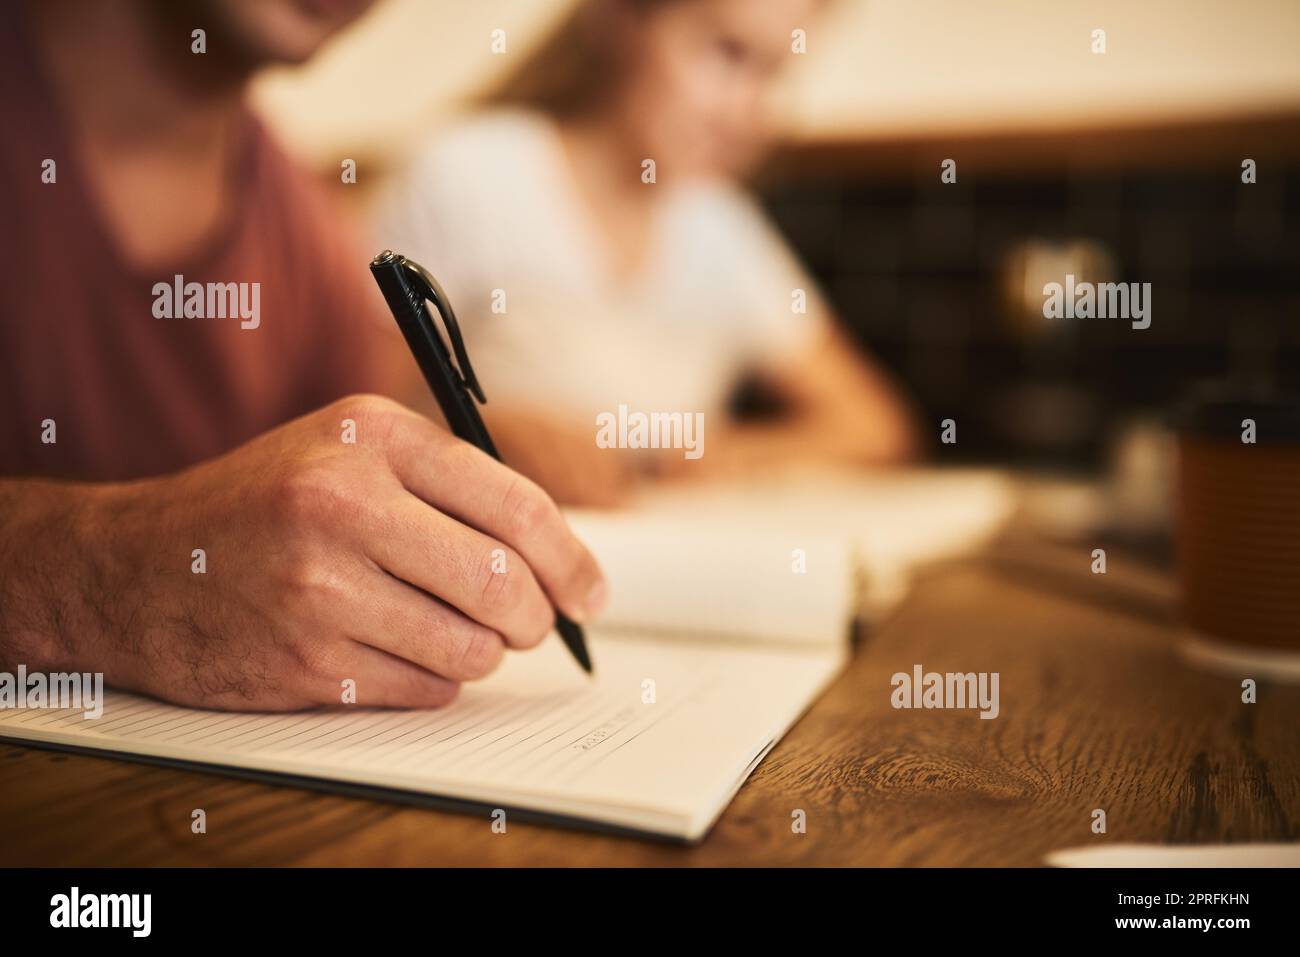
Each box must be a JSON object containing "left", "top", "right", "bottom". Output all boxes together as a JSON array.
[{"left": 0, "top": 468, "right": 1014, "bottom": 842}]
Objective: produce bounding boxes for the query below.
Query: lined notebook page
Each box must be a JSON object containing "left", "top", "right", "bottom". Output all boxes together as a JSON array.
[{"left": 0, "top": 633, "right": 843, "bottom": 839}]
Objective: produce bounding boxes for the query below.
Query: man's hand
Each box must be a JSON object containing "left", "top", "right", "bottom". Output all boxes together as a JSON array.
[{"left": 0, "top": 395, "right": 606, "bottom": 711}]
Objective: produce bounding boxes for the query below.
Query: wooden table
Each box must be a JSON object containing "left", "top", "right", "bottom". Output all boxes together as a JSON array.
[{"left": 3, "top": 547, "right": 1297, "bottom": 865}]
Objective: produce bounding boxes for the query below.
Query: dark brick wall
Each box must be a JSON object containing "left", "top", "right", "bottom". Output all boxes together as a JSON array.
[{"left": 762, "top": 164, "right": 1300, "bottom": 468}]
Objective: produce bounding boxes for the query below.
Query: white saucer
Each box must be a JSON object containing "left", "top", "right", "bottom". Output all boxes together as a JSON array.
[{"left": 1180, "top": 631, "right": 1300, "bottom": 683}]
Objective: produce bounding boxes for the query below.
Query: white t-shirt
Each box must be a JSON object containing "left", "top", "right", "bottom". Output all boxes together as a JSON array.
[{"left": 374, "top": 110, "right": 821, "bottom": 425}]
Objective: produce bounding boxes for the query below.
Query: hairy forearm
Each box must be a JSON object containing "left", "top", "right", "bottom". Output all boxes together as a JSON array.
[{"left": 0, "top": 479, "right": 124, "bottom": 673}]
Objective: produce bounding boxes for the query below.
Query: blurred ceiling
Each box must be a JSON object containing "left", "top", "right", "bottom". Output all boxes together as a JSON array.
[{"left": 251, "top": 0, "right": 1300, "bottom": 163}]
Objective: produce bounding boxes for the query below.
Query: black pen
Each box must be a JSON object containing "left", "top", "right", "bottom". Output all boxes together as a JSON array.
[{"left": 369, "top": 250, "right": 593, "bottom": 674}]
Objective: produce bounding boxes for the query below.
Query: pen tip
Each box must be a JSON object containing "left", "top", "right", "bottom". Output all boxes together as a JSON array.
[{"left": 555, "top": 614, "right": 594, "bottom": 674}]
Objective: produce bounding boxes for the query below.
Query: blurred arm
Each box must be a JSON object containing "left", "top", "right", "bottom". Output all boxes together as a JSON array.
[{"left": 694, "top": 323, "right": 921, "bottom": 475}]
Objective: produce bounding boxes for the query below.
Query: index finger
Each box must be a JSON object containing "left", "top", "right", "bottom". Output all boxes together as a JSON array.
[{"left": 378, "top": 408, "right": 607, "bottom": 624}]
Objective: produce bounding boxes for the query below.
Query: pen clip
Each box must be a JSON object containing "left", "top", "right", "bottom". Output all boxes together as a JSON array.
[{"left": 399, "top": 256, "right": 487, "bottom": 405}]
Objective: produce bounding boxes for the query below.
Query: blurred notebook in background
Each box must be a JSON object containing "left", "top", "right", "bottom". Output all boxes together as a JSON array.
[
  {"left": 566, "top": 467, "right": 1019, "bottom": 636},
  {"left": 0, "top": 468, "right": 1015, "bottom": 842}
]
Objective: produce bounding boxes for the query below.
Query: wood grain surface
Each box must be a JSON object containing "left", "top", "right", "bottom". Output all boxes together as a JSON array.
[{"left": 2, "top": 554, "right": 1296, "bottom": 866}]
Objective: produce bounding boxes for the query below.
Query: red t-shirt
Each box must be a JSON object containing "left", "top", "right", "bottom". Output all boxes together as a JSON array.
[{"left": 0, "top": 21, "right": 399, "bottom": 481}]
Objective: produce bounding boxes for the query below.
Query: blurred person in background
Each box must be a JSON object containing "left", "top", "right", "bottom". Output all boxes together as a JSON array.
[
  {"left": 378, "top": 0, "right": 919, "bottom": 506},
  {"left": 0, "top": 0, "right": 605, "bottom": 711}
]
